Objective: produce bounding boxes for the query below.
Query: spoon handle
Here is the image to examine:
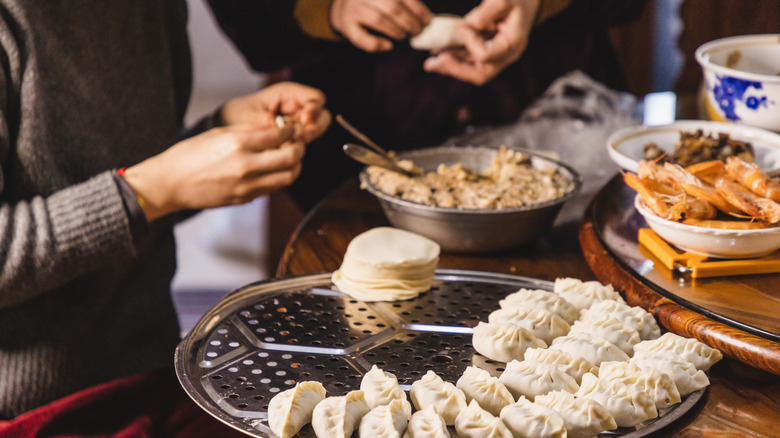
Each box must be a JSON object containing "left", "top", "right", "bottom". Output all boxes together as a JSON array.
[{"left": 335, "top": 114, "right": 389, "bottom": 156}]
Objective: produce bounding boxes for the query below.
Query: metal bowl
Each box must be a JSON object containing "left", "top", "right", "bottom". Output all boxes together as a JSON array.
[{"left": 359, "top": 146, "right": 582, "bottom": 253}]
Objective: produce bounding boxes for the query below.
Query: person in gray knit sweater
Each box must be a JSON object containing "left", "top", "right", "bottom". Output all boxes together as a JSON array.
[{"left": 0, "top": 0, "right": 330, "bottom": 420}]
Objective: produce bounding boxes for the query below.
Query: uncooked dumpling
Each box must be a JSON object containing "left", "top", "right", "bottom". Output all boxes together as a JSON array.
[
  {"left": 524, "top": 347, "right": 599, "bottom": 384},
  {"left": 488, "top": 306, "right": 571, "bottom": 344},
  {"left": 569, "top": 317, "right": 641, "bottom": 357},
  {"left": 403, "top": 406, "right": 449, "bottom": 438},
  {"left": 575, "top": 373, "right": 658, "bottom": 428},
  {"left": 472, "top": 321, "right": 547, "bottom": 363},
  {"left": 359, "top": 399, "right": 410, "bottom": 438},
  {"left": 455, "top": 365, "right": 514, "bottom": 416},
  {"left": 498, "top": 359, "right": 578, "bottom": 401},
  {"left": 579, "top": 300, "right": 661, "bottom": 341},
  {"left": 598, "top": 361, "right": 681, "bottom": 409},
  {"left": 410, "top": 370, "right": 467, "bottom": 425},
  {"left": 360, "top": 365, "right": 413, "bottom": 418},
  {"left": 535, "top": 390, "right": 617, "bottom": 438},
  {"left": 633, "top": 332, "right": 723, "bottom": 371},
  {"left": 332, "top": 227, "right": 439, "bottom": 302},
  {"left": 311, "top": 390, "right": 369, "bottom": 438},
  {"left": 454, "top": 400, "right": 513, "bottom": 438},
  {"left": 553, "top": 277, "right": 625, "bottom": 312},
  {"left": 499, "top": 396, "right": 567, "bottom": 438},
  {"left": 268, "top": 381, "right": 326, "bottom": 438},
  {"left": 631, "top": 351, "right": 710, "bottom": 396},
  {"left": 410, "top": 14, "right": 465, "bottom": 51},
  {"left": 499, "top": 288, "right": 579, "bottom": 324},
  {"left": 550, "top": 333, "right": 630, "bottom": 366}
]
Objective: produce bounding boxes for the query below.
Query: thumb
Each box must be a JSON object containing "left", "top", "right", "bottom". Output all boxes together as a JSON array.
[{"left": 463, "top": 1, "right": 505, "bottom": 31}]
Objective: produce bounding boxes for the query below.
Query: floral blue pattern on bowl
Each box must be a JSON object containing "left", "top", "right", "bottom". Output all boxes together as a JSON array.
[
  {"left": 712, "top": 75, "right": 770, "bottom": 121},
  {"left": 696, "top": 34, "right": 780, "bottom": 131}
]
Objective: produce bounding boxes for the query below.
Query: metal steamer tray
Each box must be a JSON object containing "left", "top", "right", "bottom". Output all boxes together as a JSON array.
[{"left": 175, "top": 269, "right": 705, "bottom": 438}]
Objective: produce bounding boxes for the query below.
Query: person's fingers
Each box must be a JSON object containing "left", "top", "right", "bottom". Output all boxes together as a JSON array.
[
  {"left": 226, "top": 124, "right": 295, "bottom": 153},
  {"left": 463, "top": 0, "right": 508, "bottom": 32},
  {"left": 294, "top": 98, "right": 328, "bottom": 126},
  {"left": 399, "top": 0, "right": 432, "bottom": 27},
  {"left": 344, "top": 21, "right": 394, "bottom": 52},
  {"left": 276, "top": 83, "right": 327, "bottom": 113},
  {"left": 300, "top": 109, "right": 332, "bottom": 143},
  {"left": 423, "top": 53, "right": 499, "bottom": 85},
  {"left": 245, "top": 141, "right": 306, "bottom": 175},
  {"left": 459, "top": 23, "right": 490, "bottom": 61},
  {"left": 460, "top": 15, "right": 523, "bottom": 63},
  {"left": 372, "top": 0, "right": 429, "bottom": 36},
  {"left": 222, "top": 119, "right": 278, "bottom": 133}
]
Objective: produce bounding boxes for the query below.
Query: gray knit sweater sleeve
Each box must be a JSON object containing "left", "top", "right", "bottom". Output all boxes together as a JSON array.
[
  {"left": 0, "top": 172, "right": 137, "bottom": 307},
  {"left": 0, "top": 1, "right": 190, "bottom": 417}
]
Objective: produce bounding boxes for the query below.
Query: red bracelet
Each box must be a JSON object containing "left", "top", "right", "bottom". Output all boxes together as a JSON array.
[{"left": 117, "top": 167, "right": 127, "bottom": 176}]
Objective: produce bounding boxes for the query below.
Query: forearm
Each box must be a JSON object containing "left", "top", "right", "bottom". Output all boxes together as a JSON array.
[{"left": 0, "top": 171, "right": 137, "bottom": 307}]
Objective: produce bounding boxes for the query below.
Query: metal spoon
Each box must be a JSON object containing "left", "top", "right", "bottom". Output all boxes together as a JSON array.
[
  {"left": 343, "top": 143, "right": 421, "bottom": 177},
  {"left": 335, "top": 114, "right": 390, "bottom": 156}
]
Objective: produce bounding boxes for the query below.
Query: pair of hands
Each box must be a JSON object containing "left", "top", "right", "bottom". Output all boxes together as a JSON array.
[
  {"left": 330, "top": 0, "right": 540, "bottom": 85},
  {"left": 123, "top": 82, "right": 330, "bottom": 221}
]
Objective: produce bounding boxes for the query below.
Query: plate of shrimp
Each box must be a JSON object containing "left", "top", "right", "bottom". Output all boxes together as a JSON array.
[
  {"left": 607, "top": 120, "right": 780, "bottom": 174},
  {"left": 625, "top": 157, "right": 780, "bottom": 259}
]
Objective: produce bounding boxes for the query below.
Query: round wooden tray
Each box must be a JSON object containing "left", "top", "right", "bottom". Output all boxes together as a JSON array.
[{"left": 580, "top": 175, "right": 780, "bottom": 376}]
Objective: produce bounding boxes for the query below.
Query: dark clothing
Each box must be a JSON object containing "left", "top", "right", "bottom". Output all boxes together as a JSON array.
[{"left": 209, "top": 0, "right": 647, "bottom": 210}]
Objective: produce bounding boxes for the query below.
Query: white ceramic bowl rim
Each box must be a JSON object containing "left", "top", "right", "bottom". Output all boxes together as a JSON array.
[
  {"left": 606, "top": 119, "right": 780, "bottom": 174},
  {"left": 695, "top": 34, "right": 780, "bottom": 83},
  {"left": 634, "top": 195, "right": 780, "bottom": 237},
  {"left": 360, "top": 146, "right": 583, "bottom": 214}
]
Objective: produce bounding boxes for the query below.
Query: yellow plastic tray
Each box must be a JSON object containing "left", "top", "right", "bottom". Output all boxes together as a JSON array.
[{"left": 638, "top": 228, "right": 780, "bottom": 278}]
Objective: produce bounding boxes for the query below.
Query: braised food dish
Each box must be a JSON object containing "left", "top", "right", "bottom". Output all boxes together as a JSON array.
[{"left": 643, "top": 129, "right": 754, "bottom": 167}]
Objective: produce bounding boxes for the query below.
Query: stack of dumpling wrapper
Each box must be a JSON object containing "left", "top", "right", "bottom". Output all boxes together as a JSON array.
[{"left": 332, "top": 227, "right": 440, "bottom": 302}]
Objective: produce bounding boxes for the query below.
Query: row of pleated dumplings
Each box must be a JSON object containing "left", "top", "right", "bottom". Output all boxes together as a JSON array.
[{"left": 267, "top": 278, "right": 723, "bottom": 438}]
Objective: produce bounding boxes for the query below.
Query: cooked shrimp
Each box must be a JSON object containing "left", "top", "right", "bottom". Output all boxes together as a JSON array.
[
  {"left": 679, "top": 183, "right": 745, "bottom": 216},
  {"left": 725, "top": 156, "right": 780, "bottom": 201},
  {"left": 624, "top": 172, "right": 672, "bottom": 218},
  {"left": 628, "top": 161, "right": 718, "bottom": 221},
  {"left": 637, "top": 160, "right": 685, "bottom": 195},
  {"left": 658, "top": 162, "right": 744, "bottom": 216},
  {"left": 685, "top": 160, "right": 726, "bottom": 184},
  {"left": 715, "top": 178, "right": 780, "bottom": 224},
  {"left": 668, "top": 198, "right": 716, "bottom": 222}
]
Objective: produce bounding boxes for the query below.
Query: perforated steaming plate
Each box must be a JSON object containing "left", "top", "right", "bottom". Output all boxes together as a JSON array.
[{"left": 174, "top": 269, "right": 705, "bottom": 437}]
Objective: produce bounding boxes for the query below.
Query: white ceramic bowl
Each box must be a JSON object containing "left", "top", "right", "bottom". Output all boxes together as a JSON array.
[
  {"left": 606, "top": 120, "right": 780, "bottom": 174},
  {"left": 695, "top": 34, "right": 780, "bottom": 132},
  {"left": 634, "top": 195, "right": 780, "bottom": 259}
]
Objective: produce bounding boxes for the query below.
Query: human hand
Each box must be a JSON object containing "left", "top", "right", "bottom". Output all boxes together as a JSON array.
[
  {"left": 330, "top": 0, "right": 432, "bottom": 52},
  {"left": 220, "top": 81, "right": 331, "bottom": 144},
  {"left": 122, "top": 123, "right": 305, "bottom": 221},
  {"left": 423, "top": 0, "right": 539, "bottom": 85}
]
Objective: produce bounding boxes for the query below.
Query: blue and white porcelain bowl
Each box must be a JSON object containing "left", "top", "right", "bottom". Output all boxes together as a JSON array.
[{"left": 696, "top": 34, "right": 780, "bottom": 132}]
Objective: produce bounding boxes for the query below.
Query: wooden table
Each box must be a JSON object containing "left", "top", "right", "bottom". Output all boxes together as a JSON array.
[{"left": 277, "top": 177, "right": 780, "bottom": 437}]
